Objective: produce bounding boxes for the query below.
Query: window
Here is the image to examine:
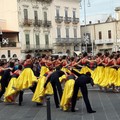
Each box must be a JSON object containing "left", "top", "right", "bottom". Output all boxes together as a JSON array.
[
  {"left": 13, "top": 54, "right": 17, "bottom": 58},
  {"left": 73, "top": 11, "right": 76, "bottom": 18},
  {"left": 8, "top": 50, "right": 10, "bottom": 58},
  {"left": 24, "top": 9, "right": 28, "bottom": 20},
  {"left": 56, "top": 9, "right": 59, "bottom": 17},
  {"left": 108, "top": 30, "right": 112, "bottom": 39},
  {"left": 99, "top": 31, "right": 102, "bottom": 39},
  {"left": 25, "top": 34, "right": 30, "bottom": 45},
  {"left": 66, "top": 28, "right": 69, "bottom": 38},
  {"left": 36, "top": 34, "right": 40, "bottom": 45},
  {"left": 65, "top": 9, "right": 68, "bottom": 18},
  {"left": 57, "top": 27, "right": 61, "bottom": 38},
  {"left": 74, "top": 28, "right": 77, "bottom": 38},
  {"left": 1, "top": 54, "right": 6, "bottom": 58},
  {"left": 44, "top": 12, "right": 47, "bottom": 21},
  {"left": 34, "top": 11, "right": 38, "bottom": 21},
  {"left": 45, "top": 35, "right": 49, "bottom": 45}
]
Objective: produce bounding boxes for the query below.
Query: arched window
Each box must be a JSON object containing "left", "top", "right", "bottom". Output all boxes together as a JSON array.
[
  {"left": 13, "top": 54, "right": 17, "bottom": 58},
  {"left": 1, "top": 54, "right": 6, "bottom": 58}
]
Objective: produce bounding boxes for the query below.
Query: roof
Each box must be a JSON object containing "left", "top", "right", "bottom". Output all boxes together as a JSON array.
[{"left": 2, "top": 30, "right": 19, "bottom": 33}]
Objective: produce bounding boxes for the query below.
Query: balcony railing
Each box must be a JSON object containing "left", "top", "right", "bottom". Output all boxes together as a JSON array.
[
  {"left": 55, "top": 38, "right": 81, "bottom": 44},
  {"left": 23, "top": 19, "right": 33, "bottom": 26},
  {"left": 55, "top": 16, "right": 63, "bottom": 23},
  {"left": 42, "top": 20, "right": 52, "bottom": 27},
  {"left": 33, "top": 20, "right": 42, "bottom": 27},
  {"left": 0, "top": 42, "right": 21, "bottom": 47},
  {"left": 95, "top": 39, "right": 114, "bottom": 45},
  {"left": 95, "top": 40, "right": 105, "bottom": 45},
  {"left": 22, "top": 44, "right": 53, "bottom": 51},
  {"left": 72, "top": 18, "right": 79, "bottom": 24},
  {"left": 64, "top": 17, "right": 72, "bottom": 24},
  {"left": 105, "top": 39, "right": 114, "bottom": 44}
]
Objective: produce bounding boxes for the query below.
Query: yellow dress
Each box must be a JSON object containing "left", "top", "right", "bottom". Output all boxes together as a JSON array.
[
  {"left": 108, "top": 67, "right": 117, "bottom": 86},
  {"left": 60, "top": 79, "right": 82, "bottom": 111},
  {"left": 80, "top": 66, "right": 93, "bottom": 75},
  {"left": 61, "top": 67, "right": 71, "bottom": 74},
  {"left": 99, "top": 67, "right": 110, "bottom": 87},
  {"left": 59, "top": 75, "right": 67, "bottom": 83},
  {"left": 14, "top": 68, "right": 38, "bottom": 91},
  {"left": 32, "top": 75, "right": 53, "bottom": 103},
  {"left": 40, "top": 66, "right": 49, "bottom": 77},
  {"left": 4, "top": 77, "right": 18, "bottom": 102},
  {"left": 115, "top": 68, "right": 120, "bottom": 86},
  {"left": 92, "top": 66, "right": 104, "bottom": 85}
]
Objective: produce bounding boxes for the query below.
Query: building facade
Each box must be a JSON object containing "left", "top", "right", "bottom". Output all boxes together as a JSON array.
[
  {"left": 81, "top": 7, "right": 120, "bottom": 55},
  {"left": 0, "top": 0, "right": 21, "bottom": 61},
  {"left": 18, "top": 0, "right": 81, "bottom": 58}
]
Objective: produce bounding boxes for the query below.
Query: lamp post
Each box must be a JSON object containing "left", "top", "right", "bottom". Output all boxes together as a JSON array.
[
  {"left": 0, "top": 27, "right": 2, "bottom": 43},
  {"left": 80, "top": 0, "right": 91, "bottom": 53}
]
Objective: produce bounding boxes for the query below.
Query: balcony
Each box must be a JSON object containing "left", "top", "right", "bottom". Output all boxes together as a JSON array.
[
  {"left": 55, "top": 38, "right": 81, "bottom": 44},
  {"left": 33, "top": 20, "right": 42, "bottom": 27},
  {"left": 22, "top": 44, "right": 53, "bottom": 52},
  {"left": 95, "top": 39, "right": 114, "bottom": 45},
  {"left": 72, "top": 18, "right": 79, "bottom": 24},
  {"left": 95, "top": 40, "right": 104, "bottom": 45},
  {"left": 0, "top": 42, "right": 20, "bottom": 47},
  {"left": 42, "top": 20, "right": 52, "bottom": 27},
  {"left": 64, "top": 17, "right": 72, "bottom": 24},
  {"left": 23, "top": 19, "right": 33, "bottom": 26},
  {"left": 55, "top": 16, "right": 63, "bottom": 23},
  {"left": 105, "top": 39, "right": 114, "bottom": 44}
]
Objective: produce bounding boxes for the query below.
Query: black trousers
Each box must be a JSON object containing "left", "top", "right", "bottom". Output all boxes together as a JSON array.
[
  {"left": 0, "top": 82, "right": 8, "bottom": 99},
  {"left": 51, "top": 80, "right": 63, "bottom": 108},
  {"left": 71, "top": 82, "right": 93, "bottom": 112},
  {"left": 19, "top": 83, "right": 37, "bottom": 104}
]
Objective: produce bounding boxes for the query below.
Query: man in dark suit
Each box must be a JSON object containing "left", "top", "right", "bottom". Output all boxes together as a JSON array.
[
  {"left": 71, "top": 69, "right": 96, "bottom": 113},
  {"left": 44, "top": 66, "right": 65, "bottom": 108}
]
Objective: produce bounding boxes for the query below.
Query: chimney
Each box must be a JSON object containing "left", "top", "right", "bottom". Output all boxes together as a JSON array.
[
  {"left": 89, "top": 21, "right": 92, "bottom": 24},
  {"left": 115, "top": 7, "right": 120, "bottom": 20},
  {"left": 98, "top": 20, "right": 100, "bottom": 23}
]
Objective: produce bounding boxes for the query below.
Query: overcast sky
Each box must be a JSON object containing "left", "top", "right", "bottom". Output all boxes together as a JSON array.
[{"left": 80, "top": 0, "right": 120, "bottom": 21}]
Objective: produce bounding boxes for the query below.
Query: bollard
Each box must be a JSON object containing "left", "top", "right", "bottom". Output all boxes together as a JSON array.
[{"left": 46, "top": 96, "right": 51, "bottom": 120}]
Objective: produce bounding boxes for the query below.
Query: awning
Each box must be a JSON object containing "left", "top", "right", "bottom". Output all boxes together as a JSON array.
[{"left": 74, "top": 51, "right": 81, "bottom": 56}]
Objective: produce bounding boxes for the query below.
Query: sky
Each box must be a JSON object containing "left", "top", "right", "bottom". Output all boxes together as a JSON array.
[{"left": 80, "top": 0, "right": 120, "bottom": 22}]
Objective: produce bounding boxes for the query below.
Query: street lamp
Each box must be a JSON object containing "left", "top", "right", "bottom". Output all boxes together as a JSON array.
[
  {"left": 80, "top": 0, "right": 91, "bottom": 53},
  {"left": 0, "top": 27, "right": 2, "bottom": 43}
]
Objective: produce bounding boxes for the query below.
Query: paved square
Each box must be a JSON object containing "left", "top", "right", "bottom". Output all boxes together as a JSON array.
[{"left": 0, "top": 88, "right": 120, "bottom": 120}]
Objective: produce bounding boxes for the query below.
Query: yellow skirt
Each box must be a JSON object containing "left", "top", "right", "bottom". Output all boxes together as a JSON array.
[
  {"left": 14, "top": 68, "right": 38, "bottom": 91},
  {"left": 32, "top": 76, "right": 53, "bottom": 103},
  {"left": 4, "top": 77, "right": 18, "bottom": 102},
  {"left": 115, "top": 68, "right": 120, "bottom": 86},
  {"left": 99, "top": 67, "right": 110, "bottom": 87},
  {"left": 60, "top": 79, "right": 82, "bottom": 111},
  {"left": 108, "top": 68, "right": 117, "bottom": 86},
  {"left": 80, "top": 66, "right": 93, "bottom": 75},
  {"left": 61, "top": 67, "right": 71, "bottom": 74},
  {"left": 40, "top": 66, "right": 49, "bottom": 77},
  {"left": 59, "top": 75, "right": 67, "bottom": 83},
  {"left": 92, "top": 66, "right": 104, "bottom": 85}
]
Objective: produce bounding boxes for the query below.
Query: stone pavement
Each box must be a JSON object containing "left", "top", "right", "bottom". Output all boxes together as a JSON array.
[{"left": 0, "top": 88, "right": 120, "bottom": 120}]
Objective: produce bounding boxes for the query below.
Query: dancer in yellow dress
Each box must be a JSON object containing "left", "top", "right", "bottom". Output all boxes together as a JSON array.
[
  {"left": 13, "top": 54, "right": 38, "bottom": 105},
  {"left": 32, "top": 70, "right": 53, "bottom": 105},
  {"left": 4, "top": 65, "right": 23, "bottom": 103},
  {"left": 60, "top": 73, "right": 82, "bottom": 111}
]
